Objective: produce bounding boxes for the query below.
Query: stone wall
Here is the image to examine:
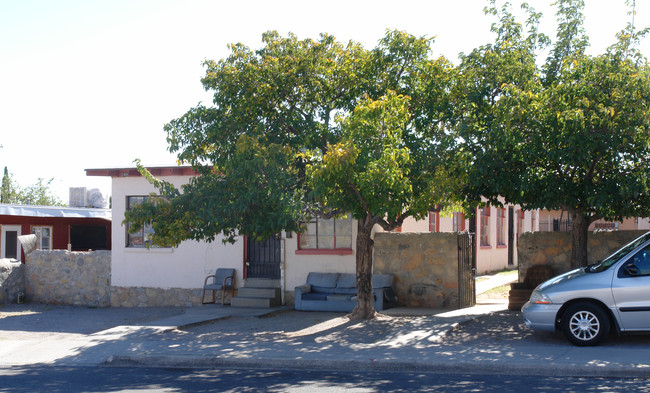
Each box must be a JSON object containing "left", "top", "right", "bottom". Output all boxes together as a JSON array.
[
  {"left": 0, "top": 259, "right": 25, "bottom": 305},
  {"left": 374, "top": 232, "right": 459, "bottom": 308},
  {"left": 25, "top": 250, "right": 111, "bottom": 307},
  {"left": 20, "top": 250, "right": 235, "bottom": 308},
  {"left": 517, "top": 230, "right": 647, "bottom": 281},
  {"left": 110, "top": 286, "right": 207, "bottom": 307}
]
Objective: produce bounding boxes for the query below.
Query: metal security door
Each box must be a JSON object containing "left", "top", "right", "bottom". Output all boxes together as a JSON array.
[
  {"left": 245, "top": 234, "right": 281, "bottom": 279},
  {"left": 458, "top": 232, "right": 476, "bottom": 308}
]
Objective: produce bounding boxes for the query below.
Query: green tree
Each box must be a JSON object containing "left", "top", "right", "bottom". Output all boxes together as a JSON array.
[
  {"left": 1, "top": 167, "right": 19, "bottom": 204},
  {"left": 0, "top": 167, "right": 64, "bottom": 206},
  {"left": 456, "top": 0, "right": 650, "bottom": 268},
  {"left": 20, "top": 177, "right": 65, "bottom": 206},
  {"left": 125, "top": 31, "right": 459, "bottom": 319}
]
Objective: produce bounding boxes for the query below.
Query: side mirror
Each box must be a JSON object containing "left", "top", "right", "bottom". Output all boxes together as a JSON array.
[{"left": 624, "top": 264, "right": 639, "bottom": 276}]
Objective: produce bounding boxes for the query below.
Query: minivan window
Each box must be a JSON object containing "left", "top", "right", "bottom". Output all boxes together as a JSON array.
[
  {"left": 619, "top": 244, "right": 650, "bottom": 277},
  {"left": 588, "top": 233, "right": 650, "bottom": 273}
]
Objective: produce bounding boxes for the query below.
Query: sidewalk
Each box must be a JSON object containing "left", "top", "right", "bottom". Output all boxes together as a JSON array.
[
  {"left": 99, "top": 303, "right": 650, "bottom": 378},
  {"left": 2, "top": 286, "right": 650, "bottom": 378}
]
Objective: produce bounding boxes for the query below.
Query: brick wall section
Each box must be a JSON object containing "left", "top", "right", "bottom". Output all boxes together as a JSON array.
[
  {"left": 517, "top": 230, "right": 647, "bottom": 281},
  {"left": 374, "top": 232, "right": 459, "bottom": 308},
  {"left": 25, "top": 250, "right": 111, "bottom": 307},
  {"left": 0, "top": 260, "right": 25, "bottom": 305}
]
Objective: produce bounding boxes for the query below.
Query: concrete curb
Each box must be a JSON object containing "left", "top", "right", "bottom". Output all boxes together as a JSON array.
[{"left": 102, "top": 355, "right": 650, "bottom": 378}]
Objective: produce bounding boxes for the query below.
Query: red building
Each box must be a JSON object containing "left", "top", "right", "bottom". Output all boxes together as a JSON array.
[{"left": 0, "top": 204, "right": 111, "bottom": 262}]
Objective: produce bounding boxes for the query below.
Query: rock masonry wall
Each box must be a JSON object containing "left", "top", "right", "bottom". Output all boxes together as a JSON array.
[
  {"left": 517, "top": 230, "right": 647, "bottom": 281},
  {"left": 110, "top": 286, "right": 204, "bottom": 307},
  {"left": 374, "top": 232, "right": 459, "bottom": 308},
  {"left": 25, "top": 250, "right": 112, "bottom": 307},
  {"left": 0, "top": 259, "right": 25, "bottom": 305}
]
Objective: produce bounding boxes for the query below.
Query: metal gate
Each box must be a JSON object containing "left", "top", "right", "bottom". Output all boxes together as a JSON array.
[
  {"left": 245, "top": 234, "right": 282, "bottom": 279},
  {"left": 457, "top": 232, "right": 476, "bottom": 308}
]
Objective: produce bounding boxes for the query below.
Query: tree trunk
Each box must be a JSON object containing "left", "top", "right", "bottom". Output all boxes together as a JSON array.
[
  {"left": 350, "top": 216, "right": 376, "bottom": 320},
  {"left": 570, "top": 211, "right": 590, "bottom": 269}
]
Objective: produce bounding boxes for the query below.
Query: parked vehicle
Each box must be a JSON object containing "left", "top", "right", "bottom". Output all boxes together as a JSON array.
[{"left": 522, "top": 231, "right": 650, "bottom": 346}]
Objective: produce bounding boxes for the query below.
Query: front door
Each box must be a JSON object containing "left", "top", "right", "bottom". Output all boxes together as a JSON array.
[
  {"left": 1, "top": 225, "right": 22, "bottom": 260},
  {"left": 245, "top": 234, "right": 281, "bottom": 279}
]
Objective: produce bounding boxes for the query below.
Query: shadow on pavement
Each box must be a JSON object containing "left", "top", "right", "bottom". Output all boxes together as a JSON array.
[{"left": 0, "top": 304, "right": 186, "bottom": 334}]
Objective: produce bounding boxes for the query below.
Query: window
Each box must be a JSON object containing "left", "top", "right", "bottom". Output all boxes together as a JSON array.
[
  {"left": 480, "top": 207, "right": 490, "bottom": 247},
  {"left": 497, "top": 208, "right": 506, "bottom": 246},
  {"left": 429, "top": 211, "right": 439, "bottom": 232},
  {"left": 70, "top": 225, "right": 108, "bottom": 250},
  {"left": 126, "top": 196, "right": 157, "bottom": 248},
  {"left": 453, "top": 212, "right": 465, "bottom": 232},
  {"left": 298, "top": 216, "right": 353, "bottom": 254},
  {"left": 517, "top": 210, "right": 525, "bottom": 238},
  {"left": 32, "top": 226, "right": 53, "bottom": 250}
]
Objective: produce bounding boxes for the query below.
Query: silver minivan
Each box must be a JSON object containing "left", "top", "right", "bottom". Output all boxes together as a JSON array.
[{"left": 522, "top": 231, "right": 650, "bottom": 346}]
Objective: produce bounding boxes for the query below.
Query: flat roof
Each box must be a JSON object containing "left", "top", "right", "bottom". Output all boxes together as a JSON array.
[
  {"left": 0, "top": 204, "right": 111, "bottom": 220},
  {"left": 85, "top": 166, "right": 198, "bottom": 178}
]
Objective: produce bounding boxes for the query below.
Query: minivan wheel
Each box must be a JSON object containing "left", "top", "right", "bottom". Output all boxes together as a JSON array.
[{"left": 561, "top": 302, "right": 610, "bottom": 346}]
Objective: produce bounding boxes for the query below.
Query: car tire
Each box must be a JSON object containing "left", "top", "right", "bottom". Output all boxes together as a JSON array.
[{"left": 561, "top": 302, "right": 610, "bottom": 346}]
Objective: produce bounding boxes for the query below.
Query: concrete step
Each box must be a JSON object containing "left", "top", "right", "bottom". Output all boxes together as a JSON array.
[
  {"left": 237, "top": 287, "right": 280, "bottom": 299},
  {"left": 231, "top": 296, "right": 276, "bottom": 308},
  {"left": 244, "top": 278, "right": 280, "bottom": 289}
]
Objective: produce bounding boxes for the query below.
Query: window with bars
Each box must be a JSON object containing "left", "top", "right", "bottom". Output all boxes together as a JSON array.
[
  {"left": 298, "top": 216, "right": 353, "bottom": 251},
  {"left": 517, "top": 210, "right": 525, "bottom": 238},
  {"left": 429, "top": 211, "right": 439, "bottom": 232},
  {"left": 497, "top": 208, "right": 506, "bottom": 246},
  {"left": 480, "top": 207, "right": 491, "bottom": 247},
  {"left": 453, "top": 212, "right": 465, "bottom": 232}
]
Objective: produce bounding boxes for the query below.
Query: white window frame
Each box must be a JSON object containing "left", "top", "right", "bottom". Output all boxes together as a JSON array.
[
  {"left": 32, "top": 226, "right": 53, "bottom": 250},
  {"left": 1, "top": 225, "right": 21, "bottom": 259}
]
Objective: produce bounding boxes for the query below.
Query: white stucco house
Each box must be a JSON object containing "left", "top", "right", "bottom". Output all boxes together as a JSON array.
[
  {"left": 87, "top": 165, "right": 543, "bottom": 306},
  {"left": 87, "top": 166, "right": 358, "bottom": 307}
]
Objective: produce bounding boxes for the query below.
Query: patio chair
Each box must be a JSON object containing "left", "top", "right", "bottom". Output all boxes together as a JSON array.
[{"left": 201, "top": 268, "right": 235, "bottom": 305}]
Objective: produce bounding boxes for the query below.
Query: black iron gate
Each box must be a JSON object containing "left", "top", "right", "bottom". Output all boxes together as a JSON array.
[
  {"left": 458, "top": 232, "right": 476, "bottom": 308},
  {"left": 245, "top": 234, "right": 282, "bottom": 279}
]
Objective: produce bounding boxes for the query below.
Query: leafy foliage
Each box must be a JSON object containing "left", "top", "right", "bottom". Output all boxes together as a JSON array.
[
  {"left": 125, "top": 30, "right": 459, "bottom": 318},
  {"left": 1, "top": 166, "right": 65, "bottom": 206},
  {"left": 455, "top": 0, "right": 650, "bottom": 267}
]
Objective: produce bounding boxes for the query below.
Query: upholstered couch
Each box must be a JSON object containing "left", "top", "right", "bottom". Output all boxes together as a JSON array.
[{"left": 294, "top": 272, "right": 397, "bottom": 312}]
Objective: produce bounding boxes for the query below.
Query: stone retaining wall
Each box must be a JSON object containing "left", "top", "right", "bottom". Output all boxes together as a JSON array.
[
  {"left": 517, "top": 230, "right": 647, "bottom": 281},
  {"left": 0, "top": 259, "right": 25, "bottom": 305},
  {"left": 374, "top": 232, "right": 459, "bottom": 308},
  {"left": 25, "top": 250, "right": 111, "bottom": 307}
]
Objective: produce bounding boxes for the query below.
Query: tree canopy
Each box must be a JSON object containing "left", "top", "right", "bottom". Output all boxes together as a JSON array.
[
  {"left": 125, "top": 30, "right": 460, "bottom": 318},
  {"left": 126, "top": 0, "right": 650, "bottom": 317},
  {"left": 455, "top": 0, "right": 650, "bottom": 268},
  {"left": 1, "top": 167, "right": 65, "bottom": 206}
]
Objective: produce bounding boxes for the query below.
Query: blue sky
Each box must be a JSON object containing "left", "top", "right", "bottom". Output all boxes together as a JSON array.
[{"left": 1, "top": 0, "right": 648, "bottom": 202}]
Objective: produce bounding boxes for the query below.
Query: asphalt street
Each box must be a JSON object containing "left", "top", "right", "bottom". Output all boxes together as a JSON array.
[{"left": 1, "top": 365, "right": 650, "bottom": 393}]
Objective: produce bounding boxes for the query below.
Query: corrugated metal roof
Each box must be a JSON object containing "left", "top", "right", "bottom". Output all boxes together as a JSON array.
[{"left": 0, "top": 204, "right": 111, "bottom": 220}]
